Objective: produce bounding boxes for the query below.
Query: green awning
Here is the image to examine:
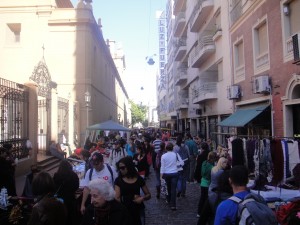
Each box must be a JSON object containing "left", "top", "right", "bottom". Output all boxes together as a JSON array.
[{"left": 218, "top": 105, "right": 269, "bottom": 127}]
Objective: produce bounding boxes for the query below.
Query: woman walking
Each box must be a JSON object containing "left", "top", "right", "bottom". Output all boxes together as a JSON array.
[
  {"left": 115, "top": 156, "right": 151, "bottom": 225},
  {"left": 160, "top": 142, "right": 183, "bottom": 210}
]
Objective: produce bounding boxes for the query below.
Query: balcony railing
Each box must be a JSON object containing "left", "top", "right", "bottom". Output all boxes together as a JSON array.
[
  {"left": 189, "top": 0, "right": 214, "bottom": 32},
  {"left": 173, "top": 0, "right": 187, "bottom": 16},
  {"left": 192, "top": 82, "right": 217, "bottom": 103},
  {"left": 174, "top": 38, "right": 187, "bottom": 61},
  {"left": 286, "top": 36, "right": 294, "bottom": 55},
  {"left": 174, "top": 67, "right": 188, "bottom": 85},
  {"left": 174, "top": 12, "right": 186, "bottom": 37},
  {"left": 176, "top": 97, "right": 189, "bottom": 109},
  {"left": 189, "top": 35, "right": 215, "bottom": 67}
]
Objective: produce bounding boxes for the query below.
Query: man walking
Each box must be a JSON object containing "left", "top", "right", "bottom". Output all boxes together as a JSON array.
[
  {"left": 184, "top": 133, "right": 198, "bottom": 183},
  {"left": 80, "top": 152, "right": 117, "bottom": 215}
]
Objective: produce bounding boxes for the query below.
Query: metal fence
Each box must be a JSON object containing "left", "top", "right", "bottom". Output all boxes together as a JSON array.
[{"left": 0, "top": 78, "right": 29, "bottom": 159}]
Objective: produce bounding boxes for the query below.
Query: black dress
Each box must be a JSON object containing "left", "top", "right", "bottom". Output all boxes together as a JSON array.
[
  {"left": 114, "top": 176, "right": 145, "bottom": 225},
  {"left": 53, "top": 170, "right": 79, "bottom": 225}
]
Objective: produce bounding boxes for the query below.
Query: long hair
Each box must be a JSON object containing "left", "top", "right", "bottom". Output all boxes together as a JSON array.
[
  {"left": 212, "top": 157, "right": 228, "bottom": 173},
  {"left": 116, "top": 156, "right": 139, "bottom": 178},
  {"left": 32, "top": 171, "right": 55, "bottom": 196},
  {"left": 56, "top": 160, "right": 73, "bottom": 176}
]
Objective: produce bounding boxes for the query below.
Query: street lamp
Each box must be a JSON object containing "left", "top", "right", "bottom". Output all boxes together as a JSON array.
[{"left": 84, "top": 91, "right": 91, "bottom": 128}]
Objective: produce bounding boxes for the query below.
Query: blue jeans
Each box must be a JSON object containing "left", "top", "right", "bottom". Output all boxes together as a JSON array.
[
  {"left": 163, "top": 173, "right": 179, "bottom": 208},
  {"left": 177, "top": 170, "right": 187, "bottom": 195},
  {"left": 155, "top": 169, "right": 161, "bottom": 188}
]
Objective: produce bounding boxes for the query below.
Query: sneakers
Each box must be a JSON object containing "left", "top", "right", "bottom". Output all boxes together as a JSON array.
[{"left": 196, "top": 214, "right": 200, "bottom": 218}]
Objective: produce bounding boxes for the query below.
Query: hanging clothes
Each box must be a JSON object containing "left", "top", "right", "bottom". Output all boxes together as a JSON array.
[
  {"left": 270, "top": 139, "right": 284, "bottom": 185},
  {"left": 287, "top": 140, "right": 300, "bottom": 176},
  {"left": 246, "top": 139, "right": 256, "bottom": 173},
  {"left": 231, "top": 138, "right": 244, "bottom": 166}
]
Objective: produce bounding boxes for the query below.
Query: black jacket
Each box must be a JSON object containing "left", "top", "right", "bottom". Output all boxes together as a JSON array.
[{"left": 81, "top": 200, "right": 130, "bottom": 225}]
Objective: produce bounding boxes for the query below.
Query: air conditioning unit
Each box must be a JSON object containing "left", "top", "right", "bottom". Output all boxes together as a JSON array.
[
  {"left": 292, "top": 33, "right": 300, "bottom": 62},
  {"left": 253, "top": 75, "right": 270, "bottom": 94},
  {"left": 228, "top": 85, "right": 240, "bottom": 99}
]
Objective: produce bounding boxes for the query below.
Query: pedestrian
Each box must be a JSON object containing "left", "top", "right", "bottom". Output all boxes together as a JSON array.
[
  {"left": 133, "top": 142, "right": 148, "bottom": 178},
  {"left": 81, "top": 179, "right": 130, "bottom": 225},
  {"left": 160, "top": 142, "right": 182, "bottom": 210},
  {"left": 197, "top": 151, "right": 217, "bottom": 217},
  {"left": 53, "top": 160, "right": 80, "bottom": 225},
  {"left": 125, "top": 137, "right": 136, "bottom": 157},
  {"left": 108, "top": 140, "right": 127, "bottom": 168},
  {"left": 154, "top": 142, "right": 165, "bottom": 198},
  {"left": 184, "top": 133, "right": 198, "bottom": 183},
  {"left": 115, "top": 156, "right": 151, "bottom": 225},
  {"left": 80, "top": 152, "right": 118, "bottom": 215},
  {"left": 28, "top": 171, "right": 67, "bottom": 225},
  {"left": 173, "top": 135, "right": 190, "bottom": 197},
  {"left": 0, "top": 146, "right": 17, "bottom": 196},
  {"left": 194, "top": 142, "right": 210, "bottom": 183}
]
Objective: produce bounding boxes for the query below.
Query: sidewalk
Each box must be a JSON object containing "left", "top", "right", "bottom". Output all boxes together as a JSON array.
[{"left": 144, "top": 170, "right": 200, "bottom": 225}]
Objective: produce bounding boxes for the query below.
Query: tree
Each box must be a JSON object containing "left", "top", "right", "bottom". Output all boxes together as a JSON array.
[{"left": 129, "top": 100, "right": 148, "bottom": 126}]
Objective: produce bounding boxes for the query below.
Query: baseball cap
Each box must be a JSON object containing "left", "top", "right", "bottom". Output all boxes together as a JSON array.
[{"left": 91, "top": 152, "right": 103, "bottom": 164}]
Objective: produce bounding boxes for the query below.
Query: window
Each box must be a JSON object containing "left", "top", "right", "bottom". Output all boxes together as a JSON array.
[
  {"left": 281, "top": 0, "right": 300, "bottom": 61},
  {"left": 6, "top": 23, "right": 21, "bottom": 44},
  {"left": 253, "top": 17, "right": 269, "bottom": 73},
  {"left": 233, "top": 38, "right": 245, "bottom": 81}
]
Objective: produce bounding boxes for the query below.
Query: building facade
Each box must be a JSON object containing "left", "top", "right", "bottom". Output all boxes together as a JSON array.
[
  {"left": 0, "top": 0, "right": 130, "bottom": 174},
  {"left": 157, "top": 0, "right": 300, "bottom": 145}
]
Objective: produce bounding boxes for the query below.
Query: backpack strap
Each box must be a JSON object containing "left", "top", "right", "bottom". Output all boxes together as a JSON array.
[
  {"left": 89, "top": 167, "right": 94, "bottom": 181},
  {"left": 89, "top": 164, "right": 114, "bottom": 183},
  {"left": 105, "top": 163, "right": 114, "bottom": 182},
  {"left": 229, "top": 196, "right": 242, "bottom": 204}
]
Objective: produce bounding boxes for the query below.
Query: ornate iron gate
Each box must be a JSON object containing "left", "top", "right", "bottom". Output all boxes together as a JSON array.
[
  {"left": 0, "top": 78, "right": 29, "bottom": 159},
  {"left": 30, "top": 59, "right": 52, "bottom": 154},
  {"left": 37, "top": 99, "right": 51, "bottom": 153},
  {"left": 57, "top": 97, "right": 69, "bottom": 144}
]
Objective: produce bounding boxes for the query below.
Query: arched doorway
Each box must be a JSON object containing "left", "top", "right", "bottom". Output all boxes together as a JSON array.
[
  {"left": 30, "top": 59, "right": 52, "bottom": 154},
  {"left": 283, "top": 74, "right": 300, "bottom": 137}
]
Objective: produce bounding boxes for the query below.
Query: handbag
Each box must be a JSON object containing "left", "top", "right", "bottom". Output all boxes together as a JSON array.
[{"left": 176, "top": 153, "right": 183, "bottom": 171}]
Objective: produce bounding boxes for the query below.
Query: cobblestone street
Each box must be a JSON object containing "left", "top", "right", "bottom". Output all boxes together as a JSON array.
[{"left": 144, "top": 170, "right": 200, "bottom": 225}]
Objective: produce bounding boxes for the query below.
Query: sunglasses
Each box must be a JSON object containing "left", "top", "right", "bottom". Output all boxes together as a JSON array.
[{"left": 119, "top": 166, "right": 126, "bottom": 170}]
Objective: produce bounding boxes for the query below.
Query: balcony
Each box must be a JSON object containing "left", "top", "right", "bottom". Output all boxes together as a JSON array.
[
  {"left": 189, "top": 35, "right": 215, "bottom": 68},
  {"left": 174, "top": 38, "right": 187, "bottom": 61},
  {"left": 174, "top": 66, "right": 187, "bottom": 86},
  {"left": 190, "top": 0, "right": 214, "bottom": 32},
  {"left": 173, "top": 0, "right": 187, "bottom": 16},
  {"left": 174, "top": 12, "right": 186, "bottom": 37},
  {"left": 192, "top": 82, "right": 217, "bottom": 104},
  {"left": 176, "top": 97, "right": 189, "bottom": 109}
]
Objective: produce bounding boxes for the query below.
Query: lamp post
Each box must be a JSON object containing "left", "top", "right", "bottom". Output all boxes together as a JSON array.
[
  {"left": 84, "top": 91, "right": 91, "bottom": 129},
  {"left": 176, "top": 109, "right": 180, "bottom": 134}
]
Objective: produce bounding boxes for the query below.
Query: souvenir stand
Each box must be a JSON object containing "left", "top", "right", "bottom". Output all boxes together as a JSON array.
[{"left": 214, "top": 132, "right": 300, "bottom": 211}]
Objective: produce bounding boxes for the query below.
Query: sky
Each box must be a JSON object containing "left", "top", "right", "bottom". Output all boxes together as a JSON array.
[{"left": 71, "top": 0, "right": 166, "bottom": 106}]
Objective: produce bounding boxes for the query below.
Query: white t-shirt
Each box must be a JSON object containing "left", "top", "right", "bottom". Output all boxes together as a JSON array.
[{"left": 82, "top": 164, "right": 118, "bottom": 187}]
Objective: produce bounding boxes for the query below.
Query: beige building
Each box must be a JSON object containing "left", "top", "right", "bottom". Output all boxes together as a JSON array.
[
  {"left": 158, "top": 0, "right": 300, "bottom": 145},
  {"left": 158, "top": 0, "right": 232, "bottom": 144},
  {"left": 0, "top": 0, "right": 130, "bottom": 174}
]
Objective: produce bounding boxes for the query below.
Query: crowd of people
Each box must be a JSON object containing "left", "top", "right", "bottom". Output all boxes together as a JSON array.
[{"left": 2, "top": 129, "right": 298, "bottom": 225}]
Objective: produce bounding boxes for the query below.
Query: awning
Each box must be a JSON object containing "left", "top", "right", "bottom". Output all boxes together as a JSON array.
[{"left": 218, "top": 105, "right": 269, "bottom": 127}]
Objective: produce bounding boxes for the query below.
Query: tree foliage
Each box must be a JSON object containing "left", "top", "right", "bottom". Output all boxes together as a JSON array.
[{"left": 129, "top": 100, "right": 148, "bottom": 125}]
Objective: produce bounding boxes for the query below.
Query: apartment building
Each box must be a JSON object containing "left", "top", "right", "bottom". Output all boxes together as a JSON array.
[
  {"left": 0, "top": 0, "right": 130, "bottom": 154},
  {"left": 219, "top": 0, "right": 300, "bottom": 138},
  {"left": 158, "top": 0, "right": 233, "bottom": 144}
]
